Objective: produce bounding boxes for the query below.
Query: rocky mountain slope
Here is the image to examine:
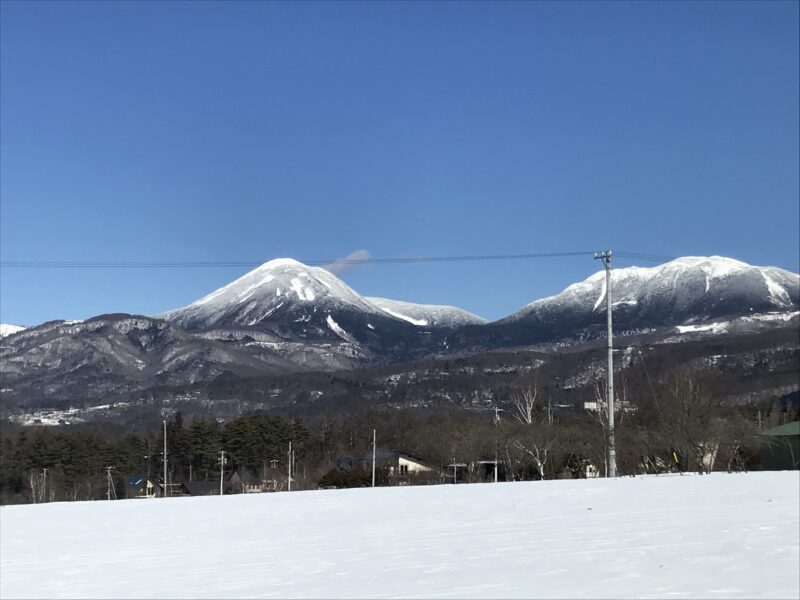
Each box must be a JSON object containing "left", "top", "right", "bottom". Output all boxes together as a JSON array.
[{"left": 0, "top": 315, "right": 306, "bottom": 401}]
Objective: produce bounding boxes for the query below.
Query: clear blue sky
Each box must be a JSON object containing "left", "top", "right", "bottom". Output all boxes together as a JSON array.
[{"left": 1, "top": 1, "right": 798, "bottom": 326}]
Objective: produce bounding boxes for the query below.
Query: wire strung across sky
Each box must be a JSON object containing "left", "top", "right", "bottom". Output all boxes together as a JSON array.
[{"left": 0, "top": 250, "right": 678, "bottom": 269}]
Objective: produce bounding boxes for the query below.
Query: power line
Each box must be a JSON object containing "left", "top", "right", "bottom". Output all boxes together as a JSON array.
[
  {"left": 5, "top": 250, "right": 792, "bottom": 272},
  {"left": 0, "top": 250, "right": 675, "bottom": 269}
]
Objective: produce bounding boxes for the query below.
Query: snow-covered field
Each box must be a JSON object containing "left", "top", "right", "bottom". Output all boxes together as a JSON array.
[{"left": 1, "top": 472, "right": 798, "bottom": 599}]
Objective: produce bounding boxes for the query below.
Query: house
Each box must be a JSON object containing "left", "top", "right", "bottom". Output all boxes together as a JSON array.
[
  {"left": 761, "top": 421, "right": 800, "bottom": 471},
  {"left": 584, "top": 398, "right": 637, "bottom": 414},
  {"left": 556, "top": 455, "right": 603, "bottom": 479},
  {"left": 180, "top": 481, "right": 221, "bottom": 496},
  {"left": 229, "top": 468, "right": 266, "bottom": 493},
  {"left": 338, "top": 451, "right": 441, "bottom": 483},
  {"left": 444, "top": 459, "right": 505, "bottom": 483},
  {"left": 126, "top": 475, "right": 160, "bottom": 499},
  {"left": 378, "top": 451, "right": 437, "bottom": 477}
]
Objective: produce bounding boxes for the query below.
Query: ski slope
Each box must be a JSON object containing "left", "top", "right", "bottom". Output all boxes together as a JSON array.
[{"left": 1, "top": 472, "right": 798, "bottom": 599}]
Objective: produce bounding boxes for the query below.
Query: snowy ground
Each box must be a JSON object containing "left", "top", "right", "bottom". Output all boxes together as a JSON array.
[{"left": 1, "top": 472, "right": 798, "bottom": 599}]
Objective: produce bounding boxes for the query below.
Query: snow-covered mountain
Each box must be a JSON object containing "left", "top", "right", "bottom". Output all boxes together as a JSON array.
[
  {"left": 472, "top": 256, "right": 799, "bottom": 346},
  {"left": 2, "top": 255, "right": 797, "bottom": 406},
  {"left": 160, "top": 259, "right": 385, "bottom": 330},
  {"left": 161, "top": 258, "right": 486, "bottom": 334},
  {"left": 365, "top": 297, "right": 487, "bottom": 328},
  {"left": 0, "top": 324, "right": 26, "bottom": 338},
  {"left": 510, "top": 256, "right": 797, "bottom": 319},
  {"left": 159, "top": 258, "right": 486, "bottom": 364},
  {"left": 2, "top": 260, "right": 491, "bottom": 402}
]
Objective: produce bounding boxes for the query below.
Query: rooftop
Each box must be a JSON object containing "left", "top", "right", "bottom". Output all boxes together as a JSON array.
[{"left": 762, "top": 421, "right": 800, "bottom": 437}]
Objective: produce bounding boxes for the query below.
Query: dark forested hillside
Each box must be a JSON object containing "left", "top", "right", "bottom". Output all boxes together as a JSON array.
[{"left": 3, "top": 322, "right": 796, "bottom": 429}]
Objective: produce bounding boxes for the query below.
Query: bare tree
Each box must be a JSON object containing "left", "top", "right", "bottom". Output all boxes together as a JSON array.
[
  {"left": 27, "top": 471, "right": 42, "bottom": 504},
  {"left": 590, "top": 374, "right": 630, "bottom": 428},
  {"left": 652, "top": 373, "right": 727, "bottom": 474},
  {"left": 508, "top": 385, "right": 559, "bottom": 480},
  {"left": 713, "top": 412, "right": 760, "bottom": 473},
  {"left": 512, "top": 387, "right": 537, "bottom": 425},
  {"left": 584, "top": 376, "right": 631, "bottom": 476},
  {"left": 513, "top": 431, "right": 558, "bottom": 480}
]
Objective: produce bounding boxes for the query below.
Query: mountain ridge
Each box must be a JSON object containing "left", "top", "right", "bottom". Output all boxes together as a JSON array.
[{"left": 2, "top": 255, "right": 797, "bottom": 405}]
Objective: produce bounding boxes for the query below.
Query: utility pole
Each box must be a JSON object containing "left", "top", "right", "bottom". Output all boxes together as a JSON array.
[
  {"left": 493, "top": 406, "right": 501, "bottom": 483},
  {"left": 288, "top": 441, "right": 293, "bottom": 492},
  {"left": 105, "top": 467, "right": 116, "bottom": 501},
  {"left": 219, "top": 450, "right": 226, "bottom": 496},
  {"left": 145, "top": 439, "right": 151, "bottom": 481},
  {"left": 42, "top": 468, "right": 48, "bottom": 503},
  {"left": 163, "top": 420, "right": 168, "bottom": 498},
  {"left": 594, "top": 250, "right": 617, "bottom": 478},
  {"left": 372, "top": 429, "right": 376, "bottom": 488}
]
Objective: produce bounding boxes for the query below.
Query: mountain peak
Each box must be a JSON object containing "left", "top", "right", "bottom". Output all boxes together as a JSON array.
[
  {"left": 505, "top": 255, "right": 799, "bottom": 325},
  {"left": 660, "top": 256, "right": 751, "bottom": 278},
  {"left": 160, "top": 258, "right": 376, "bottom": 329},
  {"left": 259, "top": 257, "right": 304, "bottom": 268},
  {"left": 159, "top": 257, "right": 490, "bottom": 335},
  {"left": 187, "top": 258, "right": 348, "bottom": 307}
]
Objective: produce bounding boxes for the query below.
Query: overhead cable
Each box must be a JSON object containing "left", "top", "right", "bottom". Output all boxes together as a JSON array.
[{"left": 0, "top": 250, "right": 676, "bottom": 269}]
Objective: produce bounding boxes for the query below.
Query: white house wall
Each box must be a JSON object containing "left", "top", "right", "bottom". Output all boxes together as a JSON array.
[{"left": 398, "top": 457, "right": 433, "bottom": 473}]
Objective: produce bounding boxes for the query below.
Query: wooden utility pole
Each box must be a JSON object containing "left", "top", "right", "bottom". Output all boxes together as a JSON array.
[
  {"left": 219, "top": 450, "right": 226, "bottom": 496},
  {"left": 288, "top": 441, "right": 293, "bottom": 491},
  {"left": 105, "top": 467, "right": 116, "bottom": 501},
  {"left": 372, "top": 429, "right": 376, "bottom": 488},
  {"left": 493, "top": 406, "right": 501, "bottom": 483},
  {"left": 163, "top": 420, "right": 168, "bottom": 497}
]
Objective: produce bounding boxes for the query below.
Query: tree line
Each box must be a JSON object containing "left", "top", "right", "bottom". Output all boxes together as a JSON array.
[{"left": 0, "top": 367, "right": 790, "bottom": 504}]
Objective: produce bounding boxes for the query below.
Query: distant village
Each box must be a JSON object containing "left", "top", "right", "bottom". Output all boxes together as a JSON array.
[{"left": 128, "top": 450, "right": 461, "bottom": 499}]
